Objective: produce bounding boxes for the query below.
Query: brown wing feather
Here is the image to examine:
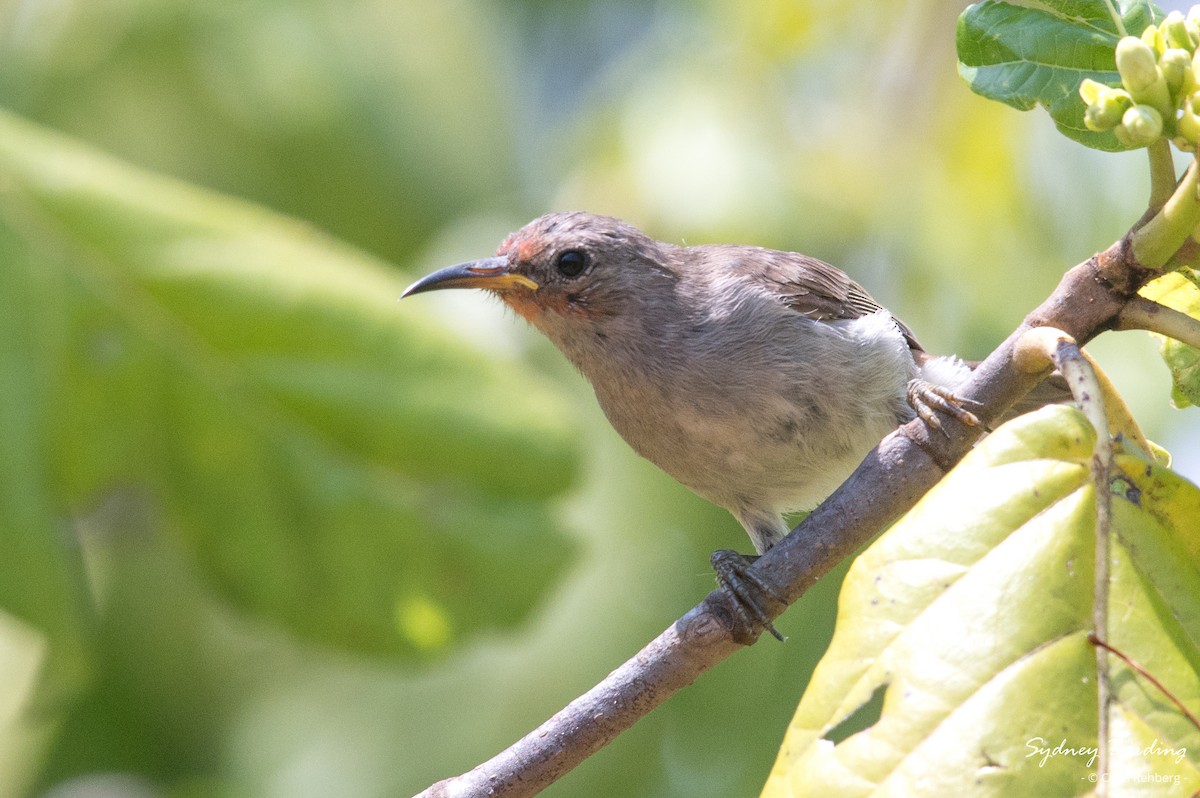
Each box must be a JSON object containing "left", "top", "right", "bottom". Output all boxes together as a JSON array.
[{"left": 703, "top": 245, "right": 924, "bottom": 351}]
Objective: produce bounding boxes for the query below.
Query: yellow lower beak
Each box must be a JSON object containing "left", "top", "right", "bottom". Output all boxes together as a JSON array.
[{"left": 401, "top": 257, "right": 539, "bottom": 298}]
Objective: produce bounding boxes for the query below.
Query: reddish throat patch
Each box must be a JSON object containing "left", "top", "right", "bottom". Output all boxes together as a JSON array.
[
  {"left": 501, "top": 290, "right": 543, "bottom": 321},
  {"left": 498, "top": 286, "right": 598, "bottom": 322}
]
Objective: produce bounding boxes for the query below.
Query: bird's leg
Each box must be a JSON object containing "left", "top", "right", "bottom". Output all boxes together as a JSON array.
[
  {"left": 710, "top": 549, "right": 786, "bottom": 643},
  {"left": 905, "top": 378, "right": 983, "bottom": 435}
]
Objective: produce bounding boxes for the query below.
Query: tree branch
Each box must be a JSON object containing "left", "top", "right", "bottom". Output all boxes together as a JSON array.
[{"left": 415, "top": 237, "right": 1154, "bottom": 798}]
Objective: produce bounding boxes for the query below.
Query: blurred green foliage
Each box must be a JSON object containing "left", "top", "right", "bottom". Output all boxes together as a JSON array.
[
  {"left": 0, "top": 105, "right": 580, "bottom": 659},
  {"left": 0, "top": 1, "right": 1196, "bottom": 797}
]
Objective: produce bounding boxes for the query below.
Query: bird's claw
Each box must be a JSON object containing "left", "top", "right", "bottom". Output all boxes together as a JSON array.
[
  {"left": 710, "top": 549, "right": 786, "bottom": 644},
  {"left": 906, "top": 378, "right": 983, "bottom": 436}
]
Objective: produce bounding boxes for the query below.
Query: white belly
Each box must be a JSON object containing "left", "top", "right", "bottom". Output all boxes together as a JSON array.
[{"left": 591, "top": 311, "right": 915, "bottom": 518}]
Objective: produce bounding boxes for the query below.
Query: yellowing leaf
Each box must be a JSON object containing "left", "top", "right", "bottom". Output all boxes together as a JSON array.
[
  {"left": 1140, "top": 270, "right": 1200, "bottom": 408},
  {"left": 763, "top": 406, "right": 1200, "bottom": 797}
]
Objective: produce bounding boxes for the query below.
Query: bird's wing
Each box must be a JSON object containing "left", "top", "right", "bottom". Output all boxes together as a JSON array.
[{"left": 710, "top": 245, "right": 924, "bottom": 352}]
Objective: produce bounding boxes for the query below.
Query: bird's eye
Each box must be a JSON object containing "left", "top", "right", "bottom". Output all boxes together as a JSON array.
[{"left": 556, "top": 250, "right": 588, "bottom": 278}]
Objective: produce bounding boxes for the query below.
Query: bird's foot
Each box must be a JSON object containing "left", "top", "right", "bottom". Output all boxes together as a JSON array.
[
  {"left": 905, "top": 378, "right": 983, "bottom": 436},
  {"left": 710, "top": 549, "right": 786, "bottom": 644}
]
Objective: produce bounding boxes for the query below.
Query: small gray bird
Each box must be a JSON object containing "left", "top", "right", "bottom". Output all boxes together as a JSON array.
[{"left": 403, "top": 211, "right": 983, "bottom": 637}]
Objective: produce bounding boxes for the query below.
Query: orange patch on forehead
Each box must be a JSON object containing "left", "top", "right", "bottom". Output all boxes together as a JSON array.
[{"left": 499, "top": 232, "right": 546, "bottom": 262}]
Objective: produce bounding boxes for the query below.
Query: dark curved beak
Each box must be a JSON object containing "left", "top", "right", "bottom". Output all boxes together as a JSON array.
[{"left": 401, "top": 256, "right": 539, "bottom": 298}]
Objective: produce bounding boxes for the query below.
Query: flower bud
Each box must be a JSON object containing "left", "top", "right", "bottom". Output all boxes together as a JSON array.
[
  {"left": 1178, "top": 107, "right": 1200, "bottom": 144},
  {"left": 1164, "top": 11, "right": 1195, "bottom": 51},
  {"left": 1161, "top": 48, "right": 1195, "bottom": 97},
  {"left": 1121, "top": 104, "right": 1164, "bottom": 146},
  {"left": 1182, "top": 92, "right": 1200, "bottom": 144},
  {"left": 1084, "top": 87, "right": 1133, "bottom": 131},
  {"left": 1118, "top": 36, "right": 1161, "bottom": 92},
  {"left": 1141, "top": 24, "right": 1166, "bottom": 57},
  {"left": 1078, "top": 78, "right": 1106, "bottom": 105},
  {"left": 1116, "top": 37, "right": 1174, "bottom": 115},
  {"left": 1179, "top": 92, "right": 1200, "bottom": 138}
]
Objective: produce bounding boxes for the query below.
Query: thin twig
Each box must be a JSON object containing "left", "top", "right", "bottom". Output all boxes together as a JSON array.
[
  {"left": 1133, "top": 161, "right": 1200, "bottom": 269},
  {"left": 1014, "top": 328, "right": 1115, "bottom": 793},
  {"left": 1147, "top": 138, "right": 1177, "bottom": 211},
  {"left": 1118, "top": 294, "right": 1200, "bottom": 349},
  {"left": 1063, "top": 337, "right": 1114, "bottom": 795}
]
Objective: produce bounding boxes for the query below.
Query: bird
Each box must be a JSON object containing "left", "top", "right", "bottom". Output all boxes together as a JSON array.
[{"left": 402, "top": 211, "right": 991, "bottom": 640}]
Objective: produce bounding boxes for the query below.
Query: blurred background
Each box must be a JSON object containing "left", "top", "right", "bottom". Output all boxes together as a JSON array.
[{"left": 0, "top": 0, "right": 1196, "bottom": 796}]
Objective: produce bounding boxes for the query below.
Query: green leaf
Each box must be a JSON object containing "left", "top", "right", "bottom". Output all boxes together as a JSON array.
[
  {"left": 0, "top": 109, "right": 581, "bottom": 661},
  {"left": 761, "top": 406, "right": 1200, "bottom": 797},
  {"left": 1140, "top": 269, "right": 1200, "bottom": 407},
  {"left": 957, "top": 0, "right": 1162, "bottom": 151}
]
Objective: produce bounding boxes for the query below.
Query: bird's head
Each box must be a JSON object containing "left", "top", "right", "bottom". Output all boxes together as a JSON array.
[{"left": 402, "top": 212, "right": 677, "bottom": 336}]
